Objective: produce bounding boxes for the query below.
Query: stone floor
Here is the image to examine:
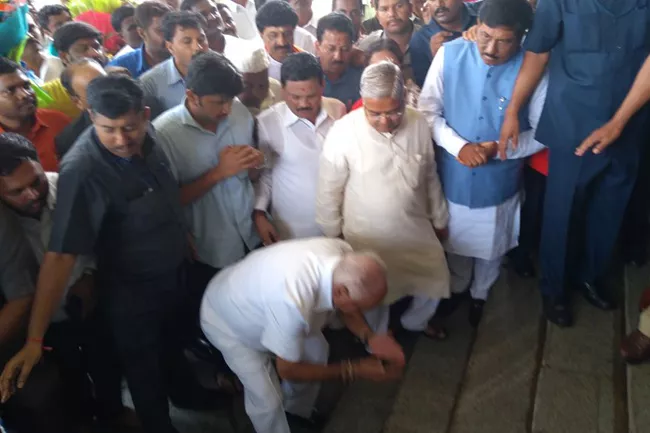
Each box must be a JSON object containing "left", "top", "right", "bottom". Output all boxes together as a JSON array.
[{"left": 146, "top": 259, "right": 650, "bottom": 433}]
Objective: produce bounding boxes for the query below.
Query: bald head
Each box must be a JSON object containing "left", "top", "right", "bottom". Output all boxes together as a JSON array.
[
  {"left": 60, "top": 58, "right": 107, "bottom": 111},
  {"left": 332, "top": 252, "right": 387, "bottom": 312}
]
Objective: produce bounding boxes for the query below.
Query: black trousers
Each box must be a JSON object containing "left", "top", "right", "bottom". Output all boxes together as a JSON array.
[
  {"left": 102, "top": 266, "right": 200, "bottom": 433},
  {"left": 620, "top": 134, "right": 650, "bottom": 260},
  {"left": 44, "top": 307, "right": 124, "bottom": 424},
  {"left": 513, "top": 166, "right": 547, "bottom": 258},
  {"left": 1, "top": 361, "right": 72, "bottom": 433}
]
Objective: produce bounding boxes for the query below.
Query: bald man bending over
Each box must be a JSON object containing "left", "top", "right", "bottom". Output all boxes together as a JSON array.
[{"left": 200, "top": 237, "right": 405, "bottom": 433}]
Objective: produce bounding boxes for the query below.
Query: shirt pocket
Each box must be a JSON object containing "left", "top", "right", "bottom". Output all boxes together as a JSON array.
[
  {"left": 396, "top": 155, "right": 426, "bottom": 190},
  {"left": 563, "top": 12, "right": 602, "bottom": 53},
  {"left": 623, "top": 6, "right": 650, "bottom": 50}
]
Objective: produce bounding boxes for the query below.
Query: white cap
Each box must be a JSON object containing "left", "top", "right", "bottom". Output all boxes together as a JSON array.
[{"left": 236, "top": 47, "right": 270, "bottom": 74}]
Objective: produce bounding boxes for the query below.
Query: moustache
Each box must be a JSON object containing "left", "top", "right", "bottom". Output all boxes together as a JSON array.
[
  {"left": 297, "top": 107, "right": 312, "bottom": 112},
  {"left": 483, "top": 53, "right": 499, "bottom": 60},
  {"left": 274, "top": 45, "right": 291, "bottom": 51},
  {"left": 435, "top": 7, "right": 450, "bottom": 14}
]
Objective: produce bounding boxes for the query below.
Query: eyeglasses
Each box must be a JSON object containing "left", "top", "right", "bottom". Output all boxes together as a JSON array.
[{"left": 364, "top": 107, "right": 404, "bottom": 121}]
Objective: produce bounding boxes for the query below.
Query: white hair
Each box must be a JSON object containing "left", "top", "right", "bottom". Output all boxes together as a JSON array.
[
  {"left": 359, "top": 61, "right": 405, "bottom": 102},
  {"left": 333, "top": 251, "right": 387, "bottom": 301},
  {"left": 234, "top": 47, "right": 270, "bottom": 74}
]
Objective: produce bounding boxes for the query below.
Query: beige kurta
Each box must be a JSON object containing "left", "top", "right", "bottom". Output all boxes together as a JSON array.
[{"left": 316, "top": 107, "right": 450, "bottom": 304}]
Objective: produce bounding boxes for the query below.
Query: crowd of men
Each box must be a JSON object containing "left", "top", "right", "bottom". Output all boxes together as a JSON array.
[{"left": 0, "top": 0, "right": 649, "bottom": 432}]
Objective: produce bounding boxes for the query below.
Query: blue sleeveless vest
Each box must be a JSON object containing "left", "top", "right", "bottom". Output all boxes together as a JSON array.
[{"left": 438, "top": 39, "right": 531, "bottom": 209}]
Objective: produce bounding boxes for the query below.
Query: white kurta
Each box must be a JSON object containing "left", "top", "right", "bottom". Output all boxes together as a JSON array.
[
  {"left": 418, "top": 46, "right": 549, "bottom": 260},
  {"left": 200, "top": 238, "right": 352, "bottom": 433},
  {"left": 255, "top": 98, "right": 346, "bottom": 239},
  {"left": 317, "top": 107, "right": 450, "bottom": 303}
]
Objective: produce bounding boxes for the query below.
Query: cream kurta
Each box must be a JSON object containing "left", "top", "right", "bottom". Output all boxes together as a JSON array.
[{"left": 317, "top": 107, "right": 450, "bottom": 304}]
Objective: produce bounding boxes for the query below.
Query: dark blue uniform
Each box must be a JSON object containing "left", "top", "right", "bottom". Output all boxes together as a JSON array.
[{"left": 524, "top": 0, "right": 650, "bottom": 295}]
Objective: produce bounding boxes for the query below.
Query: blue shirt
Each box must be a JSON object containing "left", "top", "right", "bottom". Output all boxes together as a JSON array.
[
  {"left": 324, "top": 66, "right": 363, "bottom": 111},
  {"left": 152, "top": 100, "right": 260, "bottom": 268},
  {"left": 410, "top": 4, "right": 478, "bottom": 87},
  {"left": 140, "top": 57, "right": 186, "bottom": 119},
  {"left": 523, "top": 0, "right": 650, "bottom": 150},
  {"left": 107, "top": 46, "right": 151, "bottom": 78}
]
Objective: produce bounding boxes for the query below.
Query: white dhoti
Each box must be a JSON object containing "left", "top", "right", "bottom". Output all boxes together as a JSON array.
[
  {"left": 446, "top": 253, "right": 502, "bottom": 301},
  {"left": 201, "top": 314, "right": 328, "bottom": 433}
]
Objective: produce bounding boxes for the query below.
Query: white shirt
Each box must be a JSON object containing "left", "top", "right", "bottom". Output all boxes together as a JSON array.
[
  {"left": 219, "top": 0, "right": 260, "bottom": 41},
  {"left": 40, "top": 55, "right": 64, "bottom": 83},
  {"left": 255, "top": 98, "right": 346, "bottom": 239},
  {"left": 294, "top": 26, "right": 317, "bottom": 54},
  {"left": 301, "top": 15, "right": 318, "bottom": 38},
  {"left": 200, "top": 237, "right": 352, "bottom": 361},
  {"left": 114, "top": 44, "right": 135, "bottom": 59},
  {"left": 418, "top": 46, "right": 548, "bottom": 260},
  {"left": 267, "top": 53, "right": 282, "bottom": 81}
]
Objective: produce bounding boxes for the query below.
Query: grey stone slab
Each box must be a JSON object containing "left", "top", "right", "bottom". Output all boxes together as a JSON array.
[
  {"left": 532, "top": 367, "right": 614, "bottom": 433},
  {"left": 624, "top": 264, "right": 650, "bottom": 433},
  {"left": 449, "top": 271, "right": 542, "bottom": 433},
  {"left": 383, "top": 304, "right": 475, "bottom": 433},
  {"left": 543, "top": 296, "right": 615, "bottom": 376}
]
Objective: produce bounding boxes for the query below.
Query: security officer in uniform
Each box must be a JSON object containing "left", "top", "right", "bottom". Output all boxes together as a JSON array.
[
  {"left": 0, "top": 75, "right": 219, "bottom": 433},
  {"left": 499, "top": 0, "right": 650, "bottom": 327}
]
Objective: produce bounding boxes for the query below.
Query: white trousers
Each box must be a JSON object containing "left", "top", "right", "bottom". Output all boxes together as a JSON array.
[
  {"left": 446, "top": 253, "right": 502, "bottom": 301},
  {"left": 202, "top": 319, "right": 328, "bottom": 433},
  {"left": 364, "top": 296, "right": 441, "bottom": 333}
]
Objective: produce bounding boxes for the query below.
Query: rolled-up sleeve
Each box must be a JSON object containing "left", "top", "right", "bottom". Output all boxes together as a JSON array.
[
  {"left": 48, "top": 165, "right": 107, "bottom": 255},
  {"left": 316, "top": 121, "right": 349, "bottom": 238},
  {"left": 0, "top": 211, "right": 37, "bottom": 301},
  {"left": 523, "top": 0, "right": 563, "bottom": 53}
]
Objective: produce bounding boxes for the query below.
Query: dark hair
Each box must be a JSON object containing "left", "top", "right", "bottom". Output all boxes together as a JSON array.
[
  {"left": 316, "top": 12, "right": 356, "bottom": 43},
  {"left": 60, "top": 58, "right": 102, "bottom": 97},
  {"left": 87, "top": 75, "right": 145, "bottom": 119},
  {"left": 111, "top": 5, "right": 136, "bottom": 33},
  {"left": 216, "top": 3, "right": 231, "bottom": 12},
  {"left": 186, "top": 51, "right": 243, "bottom": 97},
  {"left": 37, "top": 4, "right": 70, "bottom": 30},
  {"left": 365, "top": 38, "right": 403, "bottom": 64},
  {"left": 180, "top": 0, "right": 203, "bottom": 11},
  {"left": 479, "top": 0, "right": 534, "bottom": 39},
  {"left": 53, "top": 22, "right": 102, "bottom": 54},
  {"left": 135, "top": 1, "right": 173, "bottom": 30},
  {"left": 280, "top": 52, "right": 323, "bottom": 86},
  {"left": 0, "top": 133, "right": 38, "bottom": 177},
  {"left": 331, "top": 0, "right": 364, "bottom": 12},
  {"left": 162, "top": 11, "right": 206, "bottom": 42},
  {"left": 0, "top": 57, "right": 21, "bottom": 77},
  {"left": 255, "top": 1, "right": 298, "bottom": 33}
]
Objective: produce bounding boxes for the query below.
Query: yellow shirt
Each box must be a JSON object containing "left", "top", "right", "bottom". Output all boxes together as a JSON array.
[{"left": 39, "top": 79, "right": 81, "bottom": 119}]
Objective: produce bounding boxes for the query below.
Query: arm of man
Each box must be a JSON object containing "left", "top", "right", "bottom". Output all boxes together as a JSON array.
[
  {"left": 316, "top": 122, "right": 350, "bottom": 238},
  {"left": 0, "top": 166, "right": 105, "bottom": 401},
  {"left": 253, "top": 118, "right": 275, "bottom": 213},
  {"left": 503, "top": 73, "right": 549, "bottom": 160},
  {"left": 418, "top": 117, "right": 450, "bottom": 233},
  {"left": 499, "top": 0, "right": 561, "bottom": 155},
  {"left": 576, "top": 54, "right": 650, "bottom": 155},
  {"left": 0, "top": 296, "right": 33, "bottom": 345},
  {"left": 418, "top": 47, "right": 469, "bottom": 158}
]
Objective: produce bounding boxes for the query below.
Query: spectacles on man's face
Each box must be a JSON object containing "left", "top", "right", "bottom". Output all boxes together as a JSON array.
[{"left": 364, "top": 107, "right": 403, "bottom": 121}]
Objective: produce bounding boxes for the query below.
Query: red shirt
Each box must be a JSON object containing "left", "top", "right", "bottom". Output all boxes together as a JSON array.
[
  {"left": 351, "top": 98, "right": 362, "bottom": 111},
  {"left": 0, "top": 109, "right": 71, "bottom": 172},
  {"left": 529, "top": 149, "right": 549, "bottom": 176}
]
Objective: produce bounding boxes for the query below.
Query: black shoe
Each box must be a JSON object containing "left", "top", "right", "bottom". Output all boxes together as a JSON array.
[
  {"left": 468, "top": 299, "right": 486, "bottom": 328},
  {"left": 576, "top": 282, "right": 616, "bottom": 310},
  {"left": 285, "top": 410, "right": 327, "bottom": 430},
  {"left": 435, "top": 292, "right": 466, "bottom": 318},
  {"left": 509, "top": 250, "right": 536, "bottom": 278},
  {"left": 171, "top": 387, "right": 231, "bottom": 411},
  {"left": 542, "top": 295, "right": 573, "bottom": 327}
]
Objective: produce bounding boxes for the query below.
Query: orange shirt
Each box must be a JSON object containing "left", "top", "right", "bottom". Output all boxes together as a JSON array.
[{"left": 0, "top": 109, "right": 71, "bottom": 172}]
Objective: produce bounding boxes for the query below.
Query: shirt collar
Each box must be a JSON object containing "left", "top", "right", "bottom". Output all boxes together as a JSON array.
[
  {"left": 315, "top": 255, "right": 342, "bottom": 312},
  {"left": 134, "top": 46, "right": 150, "bottom": 75},
  {"left": 0, "top": 110, "right": 49, "bottom": 137},
  {"left": 164, "top": 57, "right": 185, "bottom": 87}
]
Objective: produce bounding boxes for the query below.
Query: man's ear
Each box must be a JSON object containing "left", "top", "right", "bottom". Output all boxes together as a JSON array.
[{"left": 137, "top": 27, "right": 146, "bottom": 40}]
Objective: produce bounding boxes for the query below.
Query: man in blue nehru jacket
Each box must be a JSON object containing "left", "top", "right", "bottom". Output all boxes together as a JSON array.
[{"left": 419, "top": 0, "right": 546, "bottom": 326}]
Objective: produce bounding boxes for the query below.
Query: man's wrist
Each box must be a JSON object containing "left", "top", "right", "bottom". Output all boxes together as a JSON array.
[{"left": 359, "top": 329, "right": 374, "bottom": 345}]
